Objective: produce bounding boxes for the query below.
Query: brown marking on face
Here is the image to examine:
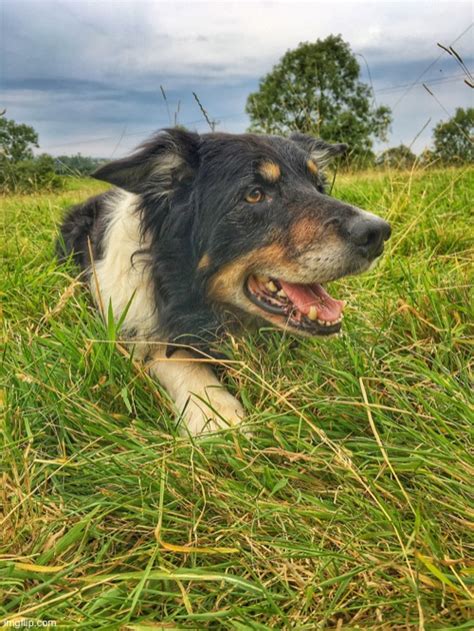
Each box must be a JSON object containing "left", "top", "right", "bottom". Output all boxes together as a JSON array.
[
  {"left": 207, "top": 242, "right": 298, "bottom": 303},
  {"left": 258, "top": 160, "right": 281, "bottom": 183},
  {"left": 208, "top": 245, "right": 319, "bottom": 336},
  {"left": 307, "top": 159, "right": 319, "bottom": 176},
  {"left": 290, "top": 216, "right": 324, "bottom": 250},
  {"left": 197, "top": 252, "right": 211, "bottom": 270}
]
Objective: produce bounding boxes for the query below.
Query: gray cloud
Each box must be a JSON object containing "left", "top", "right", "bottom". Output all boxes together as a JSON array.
[{"left": 1, "top": 0, "right": 472, "bottom": 156}]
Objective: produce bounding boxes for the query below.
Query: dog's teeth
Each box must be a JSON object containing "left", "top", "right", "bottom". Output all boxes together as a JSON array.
[
  {"left": 277, "top": 289, "right": 287, "bottom": 298},
  {"left": 307, "top": 306, "right": 318, "bottom": 321},
  {"left": 317, "top": 319, "right": 333, "bottom": 327},
  {"left": 266, "top": 280, "right": 277, "bottom": 293}
]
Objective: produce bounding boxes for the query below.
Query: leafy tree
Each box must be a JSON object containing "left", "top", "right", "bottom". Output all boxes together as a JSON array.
[
  {"left": 0, "top": 115, "right": 61, "bottom": 192},
  {"left": 377, "top": 144, "right": 416, "bottom": 169},
  {"left": 418, "top": 148, "right": 437, "bottom": 167},
  {"left": 0, "top": 153, "right": 61, "bottom": 193},
  {"left": 0, "top": 116, "right": 39, "bottom": 162},
  {"left": 246, "top": 35, "right": 392, "bottom": 159},
  {"left": 432, "top": 108, "right": 473, "bottom": 164}
]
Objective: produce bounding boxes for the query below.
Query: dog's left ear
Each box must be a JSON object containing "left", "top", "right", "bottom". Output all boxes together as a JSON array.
[
  {"left": 92, "top": 128, "right": 200, "bottom": 194},
  {"left": 290, "top": 132, "right": 348, "bottom": 167}
]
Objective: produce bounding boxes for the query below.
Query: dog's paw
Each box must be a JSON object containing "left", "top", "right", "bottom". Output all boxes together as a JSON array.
[{"left": 180, "top": 387, "right": 245, "bottom": 435}]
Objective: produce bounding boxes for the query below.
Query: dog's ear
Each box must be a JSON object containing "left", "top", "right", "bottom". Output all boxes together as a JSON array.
[
  {"left": 92, "top": 128, "right": 200, "bottom": 194},
  {"left": 290, "top": 133, "right": 348, "bottom": 167}
]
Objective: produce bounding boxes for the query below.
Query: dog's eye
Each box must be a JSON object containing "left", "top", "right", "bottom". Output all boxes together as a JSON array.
[{"left": 245, "top": 188, "right": 265, "bottom": 204}]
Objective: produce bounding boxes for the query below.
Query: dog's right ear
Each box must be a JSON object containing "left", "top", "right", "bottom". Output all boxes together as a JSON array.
[
  {"left": 290, "top": 133, "right": 348, "bottom": 167},
  {"left": 92, "top": 128, "right": 200, "bottom": 194}
]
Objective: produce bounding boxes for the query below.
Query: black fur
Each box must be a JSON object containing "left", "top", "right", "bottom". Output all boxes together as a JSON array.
[{"left": 57, "top": 192, "right": 112, "bottom": 268}]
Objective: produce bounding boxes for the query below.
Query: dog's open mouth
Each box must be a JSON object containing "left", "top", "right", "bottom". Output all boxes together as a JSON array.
[{"left": 244, "top": 275, "right": 345, "bottom": 335}]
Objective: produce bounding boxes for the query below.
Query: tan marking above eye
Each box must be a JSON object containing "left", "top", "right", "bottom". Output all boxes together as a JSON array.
[
  {"left": 307, "top": 159, "right": 319, "bottom": 176},
  {"left": 258, "top": 161, "right": 281, "bottom": 182},
  {"left": 245, "top": 188, "right": 265, "bottom": 204},
  {"left": 197, "top": 253, "right": 211, "bottom": 270}
]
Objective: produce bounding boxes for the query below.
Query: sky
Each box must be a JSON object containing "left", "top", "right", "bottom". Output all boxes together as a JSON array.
[{"left": 1, "top": 0, "right": 473, "bottom": 158}]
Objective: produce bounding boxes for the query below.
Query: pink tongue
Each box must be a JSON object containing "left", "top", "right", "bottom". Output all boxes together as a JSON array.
[{"left": 279, "top": 281, "right": 345, "bottom": 321}]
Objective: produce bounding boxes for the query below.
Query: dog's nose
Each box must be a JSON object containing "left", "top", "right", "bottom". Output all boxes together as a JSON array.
[{"left": 349, "top": 217, "right": 391, "bottom": 260}]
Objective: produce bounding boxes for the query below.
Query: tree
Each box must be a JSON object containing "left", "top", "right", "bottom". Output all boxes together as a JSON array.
[
  {"left": 0, "top": 153, "right": 61, "bottom": 193},
  {"left": 418, "top": 148, "right": 437, "bottom": 167},
  {"left": 54, "top": 154, "right": 106, "bottom": 176},
  {"left": 0, "top": 116, "right": 60, "bottom": 193},
  {"left": 377, "top": 144, "right": 416, "bottom": 169},
  {"left": 0, "top": 116, "right": 39, "bottom": 162},
  {"left": 246, "top": 35, "right": 392, "bottom": 159},
  {"left": 432, "top": 108, "right": 473, "bottom": 164}
]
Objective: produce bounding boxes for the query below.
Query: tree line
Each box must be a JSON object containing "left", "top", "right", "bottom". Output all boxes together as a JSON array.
[
  {"left": 0, "top": 113, "right": 106, "bottom": 193},
  {"left": 1, "top": 35, "right": 472, "bottom": 192},
  {"left": 246, "top": 35, "right": 473, "bottom": 168}
]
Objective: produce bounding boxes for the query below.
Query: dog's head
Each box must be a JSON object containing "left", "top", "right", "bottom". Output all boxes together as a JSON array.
[{"left": 93, "top": 129, "right": 390, "bottom": 346}]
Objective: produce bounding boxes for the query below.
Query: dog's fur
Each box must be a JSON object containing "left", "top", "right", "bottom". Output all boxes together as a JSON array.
[{"left": 57, "top": 129, "right": 390, "bottom": 434}]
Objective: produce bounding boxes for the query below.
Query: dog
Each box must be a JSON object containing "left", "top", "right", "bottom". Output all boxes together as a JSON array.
[{"left": 57, "top": 129, "right": 391, "bottom": 435}]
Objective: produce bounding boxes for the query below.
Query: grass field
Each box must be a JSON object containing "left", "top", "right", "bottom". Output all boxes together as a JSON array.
[{"left": 1, "top": 167, "right": 473, "bottom": 629}]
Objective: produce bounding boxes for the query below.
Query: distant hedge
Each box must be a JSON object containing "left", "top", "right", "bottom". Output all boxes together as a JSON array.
[{"left": 0, "top": 153, "right": 62, "bottom": 193}]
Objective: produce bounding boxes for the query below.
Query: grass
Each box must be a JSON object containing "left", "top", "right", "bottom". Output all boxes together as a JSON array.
[{"left": 1, "top": 166, "right": 473, "bottom": 629}]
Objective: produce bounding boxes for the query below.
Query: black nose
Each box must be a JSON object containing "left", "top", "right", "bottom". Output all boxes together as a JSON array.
[{"left": 349, "top": 217, "right": 391, "bottom": 260}]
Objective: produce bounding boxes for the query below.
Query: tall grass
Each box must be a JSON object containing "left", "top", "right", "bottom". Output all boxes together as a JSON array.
[{"left": 1, "top": 167, "right": 473, "bottom": 628}]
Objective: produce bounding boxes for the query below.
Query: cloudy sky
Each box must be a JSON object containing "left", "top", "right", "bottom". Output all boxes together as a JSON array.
[{"left": 1, "top": 0, "right": 473, "bottom": 157}]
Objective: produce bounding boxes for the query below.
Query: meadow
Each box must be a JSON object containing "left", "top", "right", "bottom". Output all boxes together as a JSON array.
[{"left": 1, "top": 166, "right": 473, "bottom": 629}]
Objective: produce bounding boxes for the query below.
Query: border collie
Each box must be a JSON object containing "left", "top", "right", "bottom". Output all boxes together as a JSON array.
[{"left": 57, "top": 129, "right": 391, "bottom": 434}]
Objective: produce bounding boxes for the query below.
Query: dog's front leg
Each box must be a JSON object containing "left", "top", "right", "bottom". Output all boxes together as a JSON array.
[{"left": 147, "top": 348, "right": 244, "bottom": 435}]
